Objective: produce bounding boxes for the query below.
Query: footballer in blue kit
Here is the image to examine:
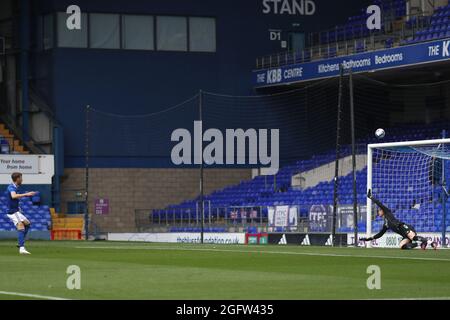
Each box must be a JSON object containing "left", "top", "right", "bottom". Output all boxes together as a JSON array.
[{"left": 6, "top": 172, "right": 37, "bottom": 254}]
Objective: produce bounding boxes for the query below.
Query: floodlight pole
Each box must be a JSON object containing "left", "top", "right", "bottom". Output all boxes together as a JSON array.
[
  {"left": 349, "top": 68, "right": 358, "bottom": 246},
  {"left": 84, "top": 105, "right": 90, "bottom": 241},
  {"left": 199, "top": 91, "right": 204, "bottom": 244},
  {"left": 332, "top": 65, "right": 344, "bottom": 247}
]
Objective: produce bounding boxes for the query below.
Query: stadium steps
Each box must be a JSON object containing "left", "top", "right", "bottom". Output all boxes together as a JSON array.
[
  {"left": 0, "top": 123, "right": 29, "bottom": 154},
  {"left": 52, "top": 218, "right": 84, "bottom": 229},
  {"left": 292, "top": 154, "right": 367, "bottom": 190},
  {"left": 50, "top": 207, "right": 58, "bottom": 219},
  {"left": 51, "top": 210, "right": 84, "bottom": 240}
]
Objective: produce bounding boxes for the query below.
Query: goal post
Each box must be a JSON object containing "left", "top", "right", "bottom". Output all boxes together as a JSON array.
[{"left": 367, "top": 138, "right": 450, "bottom": 247}]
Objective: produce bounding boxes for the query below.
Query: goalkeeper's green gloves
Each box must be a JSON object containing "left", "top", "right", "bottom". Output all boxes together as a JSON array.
[{"left": 360, "top": 237, "right": 373, "bottom": 242}]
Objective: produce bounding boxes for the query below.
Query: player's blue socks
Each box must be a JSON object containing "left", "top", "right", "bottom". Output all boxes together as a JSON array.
[
  {"left": 18, "top": 229, "right": 26, "bottom": 247},
  {"left": 24, "top": 224, "right": 30, "bottom": 239},
  {"left": 18, "top": 225, "right": 30, "bottom": 247}
]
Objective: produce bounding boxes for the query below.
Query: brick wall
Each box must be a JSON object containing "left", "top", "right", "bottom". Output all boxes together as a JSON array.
[{"left": 60, "top": 168, "right": 252, "bottom": 232}]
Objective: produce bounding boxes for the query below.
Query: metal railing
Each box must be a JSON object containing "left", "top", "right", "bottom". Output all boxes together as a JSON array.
[
  {"left": 135, "top": 204, "right": 367, "bottom": 234},
  {"left": 255, "top": 11, "right": 433, "bottom": 70},
  {"left": 136, "top": 206, "right": 267, "bottom": 229}
]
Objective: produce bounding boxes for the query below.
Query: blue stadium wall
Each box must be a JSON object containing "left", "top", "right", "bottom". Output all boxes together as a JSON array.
[{"left": 29, "top": 0, "right": 372, "bottom": 169}]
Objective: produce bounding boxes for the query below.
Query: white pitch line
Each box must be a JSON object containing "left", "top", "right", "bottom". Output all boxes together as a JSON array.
[
  {"left": 0, "top": 291, "right": 70, "bottom": 300},
  {"left": 74, "top": 245, "right": 450, "bottom": 262}
]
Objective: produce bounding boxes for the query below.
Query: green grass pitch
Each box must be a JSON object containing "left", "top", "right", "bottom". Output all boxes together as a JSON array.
[{"left": 0, "top": 240, "right": 449, "bottom": 300}]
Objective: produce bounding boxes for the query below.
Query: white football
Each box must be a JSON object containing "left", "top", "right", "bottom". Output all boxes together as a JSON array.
[{"left": 375, "top": 128, "right": 385, "bottom": 139}]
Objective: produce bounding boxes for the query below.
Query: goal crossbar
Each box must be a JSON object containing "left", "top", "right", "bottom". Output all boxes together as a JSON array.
[{"left": 368, "top": 138, "right": 450, "bottom": 149}]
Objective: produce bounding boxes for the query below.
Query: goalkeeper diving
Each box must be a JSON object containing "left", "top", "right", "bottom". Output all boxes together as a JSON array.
[{"left": 360, "top": 189, "right": 437, "bottom": 250}]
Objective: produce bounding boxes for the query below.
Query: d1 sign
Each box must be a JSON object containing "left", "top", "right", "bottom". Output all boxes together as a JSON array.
[{"left": 95, "top": 198, "right": 109, "bottom": 215}]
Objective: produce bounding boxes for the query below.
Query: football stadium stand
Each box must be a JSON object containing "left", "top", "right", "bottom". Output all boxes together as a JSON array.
[
  {"left": 256, "top": 0, "right": 450, "bottom": 69},
  {"left": 155, "top": 122, "right": 450, "bottom": 234},
  {"left": 2, "top": 0, "right": 450, "bottom": 239},
  {"left": 406, "top": 4, "right": 450, "bottom": 44}
]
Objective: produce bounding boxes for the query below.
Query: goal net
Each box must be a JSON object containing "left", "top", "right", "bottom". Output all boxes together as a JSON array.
[{"left": 367, "top": 139, "right": 450, "bottom": 238}]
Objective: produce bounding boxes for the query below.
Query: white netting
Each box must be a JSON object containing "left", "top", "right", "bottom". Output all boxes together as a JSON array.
[{"left": 370, "top": 143, "right": 447, "bottom": 233}]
